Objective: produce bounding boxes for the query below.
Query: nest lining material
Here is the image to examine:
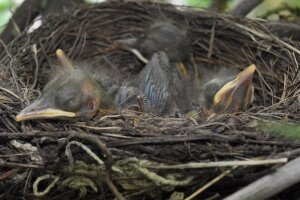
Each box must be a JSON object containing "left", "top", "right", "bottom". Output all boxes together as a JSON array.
[{"left": 0, "top": 1, "right": 300, "bottom": 199}]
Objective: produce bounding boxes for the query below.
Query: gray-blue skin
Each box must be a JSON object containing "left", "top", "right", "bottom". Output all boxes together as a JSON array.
[
  {"left": 114, "top": 51, "right": 184, "bottom": 115},
  {"left": 116, "top": 21, "right": 195, "bottom": 114},
  {"left": 116, "top": 21, "right": 196, "bottom": 114}
]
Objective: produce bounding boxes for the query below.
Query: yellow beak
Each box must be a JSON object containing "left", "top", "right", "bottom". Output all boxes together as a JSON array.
[
  {"left": 211, "top": 64, "right": 256, "bottom": 113},
  {"left": 16, "top": 99, "right": 76, "bottom": 122}
]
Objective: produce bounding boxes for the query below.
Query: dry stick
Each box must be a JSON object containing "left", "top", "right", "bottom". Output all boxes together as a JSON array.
[
  {"left": 185, "top": 166, "right": 238, "bottom": 200},
  {"left": 119, "top": 44, "right": 149, "bottom": 64},
  {"left": 0, "top": 85, "right": 20, "bottom": 100},
  {"left": 73, "top": 134, "right": 125, "bottom": 200},
  {"left": 277, "top": 148, "right": 300, "bottom": 159},
  {"left": 128, "top": 48, "right": 149, "bottom": 64},
  {"left": 0, "top": 40, "right": 23, "bottom": 106},
  {"left": 23, "top": 169, "right": 33, "bottom": 198},
  {"left": 292, "top": 52, "right": 300, "bottom": 82},
  {"left": 30, "top": 44, "right": 39, "bottom": 90},
  {"left": 230, "top": 0, "right": 263, "bottom": 16},
  {"left": 224, "top": 157, "right": 300, "bottom": 200},
  {"left": 207, "top": 20, "right": 216, "bottom": 59},
  {"left": 280, "top": 74, "right": 287, "bottom": 101},
  {"left": 1, "top": 131, "right": 299, "bottom": 148},
  {"left": 149, "top": 158, "right": 287, "bottom": 170},
  {"left": 0, "top": 168, "right": 20, "bottom": 181},
  {"left": 136, "top": 95, "right": 145, "bottom": 112},
  {"left": 74, "top": 124, "right": 123, "bottom": 132},
  {"left": 0, "top": 159, "right": 43, "bottom": 169},
  {"left": 232, "top": 22, "right": 300, "bottom": 57},
  {"left": 9, "top": 60, "right": 24, "bottom": 107}
]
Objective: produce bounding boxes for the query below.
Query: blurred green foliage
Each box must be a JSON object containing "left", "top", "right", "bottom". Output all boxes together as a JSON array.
[
  {"left": 0, "top": 0, "right": 14, "bottom": 10},
  {"left": 187, "top": 0, "right": 237, "bottom": 10},
  {"left": 249, "top": 0, "right": 300, "bottom": 18},
  {"left": 258, "top": 121, "right": 300, "bottom": 140},
  {"left": 0, "top": 0, "right": 14, "bottom": 31},
  {"left": 186, "top": 0, "right": 212, "bottom": 8}
]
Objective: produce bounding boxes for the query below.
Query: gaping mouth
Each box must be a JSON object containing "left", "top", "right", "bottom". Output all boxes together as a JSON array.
[{"left": 212, "top": 64, "right": 256, "bottom": 112}]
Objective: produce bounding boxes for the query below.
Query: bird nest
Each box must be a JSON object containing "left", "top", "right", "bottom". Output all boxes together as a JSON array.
[{"left": 0, "top": 1, "right": 300, "bottom": 200}]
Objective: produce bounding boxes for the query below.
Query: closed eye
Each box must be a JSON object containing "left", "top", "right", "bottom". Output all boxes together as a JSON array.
[{"left": 63, "top": 97, "right": 75, "bottom": 105}]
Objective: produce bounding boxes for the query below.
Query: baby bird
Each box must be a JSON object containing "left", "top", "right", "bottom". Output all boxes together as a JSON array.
[
  {"left": 201, "top": 64, "right": 256, "bottom": 114},
  {"left": 16, "top": 50, "right": 113, "bottom": 121},
  {"left": 16, "top": 49, "right": 186, "bottom": 121},
  {"left": 114, "top": 51, "right": 184, "bottom": 115},
  {"left": 122, "top": 21, "right": 197, "bottom": 82},
  {"left": 134, "top": 21, "right": 192, "bottom": 62}
]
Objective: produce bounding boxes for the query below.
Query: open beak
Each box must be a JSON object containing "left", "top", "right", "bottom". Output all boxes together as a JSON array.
[
  {"left": 16, "top": 98, "right": 76, "bottom": 122},
  {"left": 176, "top": 60, "right": 198, "bottom": 81},
  {"left": 176, "top": 62, "right": 189, "bottom": 80},
  {"left": 212, "top": 64, "right": 256, "bottom": 113}
]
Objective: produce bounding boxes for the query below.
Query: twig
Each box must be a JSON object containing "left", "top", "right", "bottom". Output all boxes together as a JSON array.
[
  {"left": 109, "top": 133, "right": 300, "bottom": 147},
  {"left": 0, "top": 158, "right": 44, "bottom": 169},
  {"left": 120, "top": 45, "right": 149, "bottom": 64},
  {"left": 185, "top": 166, "right": 238, "bottom": 200},
  {"left": 136, "top": 166, "right": 193, "bottom": 186},
  {"left": 65, "top": 141, "right": 104, "bottom": 168},
  {"left": 99, "top": 114, "right": 123, "bottom": 122},
  {"left": 0, "top": 169, "right": 20, "bottom": 181},
  {"left": 23, "top": 169, "right": 33, "bottom": 197},
  {"left": 30, "top": 44, "right": 39, "bottom": 90},
  {"left": 149, "top": 158, "right": 287, "bottom": 170},
  {"left": 188, "top": 117, "right": 198, "bottom": 125},
  {"left": 1, "top": 131, "right": 299, "bottom": 149},
  {"left": 95, "top": 132, "right": 133, "bottom": 139},
  {"left": 230, "top": 22, "right": 300, "bottom": 57},
  {"left": 129, "top": 48, "right": 149, "bottom": 64},
  {"left": 224, "top": 157, "right": 300, "bottom": 200},
  {"left": 71, "top": 135, "right": 125, "bottom": 200},
  {"left": 193, "top": 122, "right": 230, "bottom": 130},
  {"left": 108, "top": 132, "right": 232, "bottom": 147},
  {"left": 280, "top": 73, "right": 287, "bottom": 101},
  {"left": 74, "top": 124, "right": 123, "bottom": 132},
  {"left": 0, "top": 40, "right": 23, "bottom": 106},
  {"left": 33, "top": 175, "right": 60, "bottom": 197},
  {"left": 207, "top": 20, "right": 216, "bottom": 59},
  {"left": 0, "top": 85, "right": 20, "bottom": 100},
  {"left": 136, "top": 95, "right": 145, "bottom": 112}
]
